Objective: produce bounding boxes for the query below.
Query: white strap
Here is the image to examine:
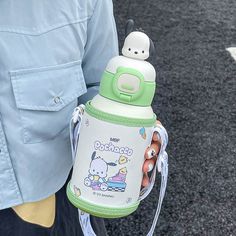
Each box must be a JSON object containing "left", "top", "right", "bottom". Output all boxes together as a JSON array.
[
  {"left": 146, "top": 124, "right": 169, "bottom": 236},
  {"left": 70, "top": 105, "right": 85, "bottom": 162},
  {"left": 70, "top": 105, "right": 96, "bottom": 236},
  {"left": 78, "top": 209, "right": 96, "bottom": 236},
  {"left": 147, "top": 151, "right": 168, "bottom": 236}
]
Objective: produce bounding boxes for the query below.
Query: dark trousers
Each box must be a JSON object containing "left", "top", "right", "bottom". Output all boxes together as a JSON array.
[{"left": 0, "top": 182, "right": 107, "bottom": 236}]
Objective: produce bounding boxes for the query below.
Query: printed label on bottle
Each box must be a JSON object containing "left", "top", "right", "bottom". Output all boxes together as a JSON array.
[{"left": 71, "top": 112, "right": 153, "bottom": 207}]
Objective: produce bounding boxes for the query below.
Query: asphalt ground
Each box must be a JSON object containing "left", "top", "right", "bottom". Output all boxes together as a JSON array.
[{"left": 105, "top": 1, "right": 236, "bottom": 235}]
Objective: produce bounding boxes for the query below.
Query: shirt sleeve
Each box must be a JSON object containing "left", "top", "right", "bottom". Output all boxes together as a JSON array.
[{"left": 78, "top": 0, "right": 119, "bottom": 104}]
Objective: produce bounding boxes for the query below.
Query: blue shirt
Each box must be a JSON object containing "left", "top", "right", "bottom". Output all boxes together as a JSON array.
[{"left": 0, "top": 0, "right": 118, "bottom": 209}]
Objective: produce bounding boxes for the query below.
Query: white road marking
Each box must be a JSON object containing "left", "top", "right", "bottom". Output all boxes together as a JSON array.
[{"left": 226, "top": 47, "right": 236, "bottom": 61}]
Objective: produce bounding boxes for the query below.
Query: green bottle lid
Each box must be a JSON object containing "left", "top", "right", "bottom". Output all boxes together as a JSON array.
[{"left": 99, "top": 66, "right": 156, "bottom": 107}]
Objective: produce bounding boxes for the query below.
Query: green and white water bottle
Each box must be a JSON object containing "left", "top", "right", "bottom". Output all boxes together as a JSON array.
[{"left": 67, "top": 22, "right": 168, "bottom": 223}]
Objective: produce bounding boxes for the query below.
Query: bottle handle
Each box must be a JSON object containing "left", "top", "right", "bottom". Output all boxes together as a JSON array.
[
  {"left": 138, "top": 124, "right": 169, "bottom": 236},
  {"left": 69, "top": 104, "right": 85, "bottom": 162}
]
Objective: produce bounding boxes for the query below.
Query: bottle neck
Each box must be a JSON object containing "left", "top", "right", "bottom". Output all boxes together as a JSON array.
[{"left": 91, "top": 95, "right": 155, "bottom": 120}]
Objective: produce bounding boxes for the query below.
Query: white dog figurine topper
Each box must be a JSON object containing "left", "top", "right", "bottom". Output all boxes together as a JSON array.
[
  {"left": 122, "top": 19, "right": 155, "bottom": 60},
  {"left": 104, "top": 19, "right": 156, "bottom": 96}
]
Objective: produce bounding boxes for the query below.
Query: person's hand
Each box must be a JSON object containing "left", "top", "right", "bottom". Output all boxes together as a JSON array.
[{"left": 142, "top": 121, "right": 162, "bottom": 187}]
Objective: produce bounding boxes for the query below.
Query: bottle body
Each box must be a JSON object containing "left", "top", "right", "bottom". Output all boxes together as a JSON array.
[{"left": 67, "top": 101, "right": 156, "bottom": 218}]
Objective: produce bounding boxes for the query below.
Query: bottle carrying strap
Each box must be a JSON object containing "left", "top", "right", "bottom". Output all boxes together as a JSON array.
[
  {"left": 70, "top": 105, "right": 97, "bottom": 236},
  {"left": 78, "top": 209, "right": 97, "bottom": 236},
  {"left": 70, "top": 106, "right": 168, "bottom": 236},
  {"left": 143, "top": 124, "right": 168, "bottom": 236},
  {"left": 69, "top": 104, "right": 85, "bottom": 162}
]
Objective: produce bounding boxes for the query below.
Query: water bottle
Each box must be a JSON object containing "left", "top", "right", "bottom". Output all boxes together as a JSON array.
[{"left": 67, "top": 21, "right": 168, "bottom": 221}]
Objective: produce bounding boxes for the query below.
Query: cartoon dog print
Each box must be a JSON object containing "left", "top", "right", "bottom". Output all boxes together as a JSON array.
[{"left": 84, "top": 151, "right": 116, "bottom": 191}]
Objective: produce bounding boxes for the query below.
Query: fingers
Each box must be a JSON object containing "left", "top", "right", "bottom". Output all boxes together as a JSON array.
[
  {"left": 141, "top": 120, "right": 162, "bottom": 187},
  {"left": 152, "top": 133, "right": 158, "bottom": 142},
  {"left": 146, "top": 147, "right": 157, "bottom": 160},
  {"left": 142, "top": 173, "right": 149, "bottom": 187},
  {"left": 142, "top": 159, "right": 156, "bottom": 187},
  {"left": 144, "top": 120, "right": 162, "bottom": 159},
  {"left": 154, "top": 120, "right": 162, "bottom": 141},
  {"left": 141, "top": 158, "right": 156, "bottom": 187},
  {"left": 144, "top": 142, "right": 159, "bottom": 160},
  {"left": 142, "top": 159, "right": 155, "bottom": 173},
  {"left": 152, "top": 131, "right": 161, "bottom": 142}
]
